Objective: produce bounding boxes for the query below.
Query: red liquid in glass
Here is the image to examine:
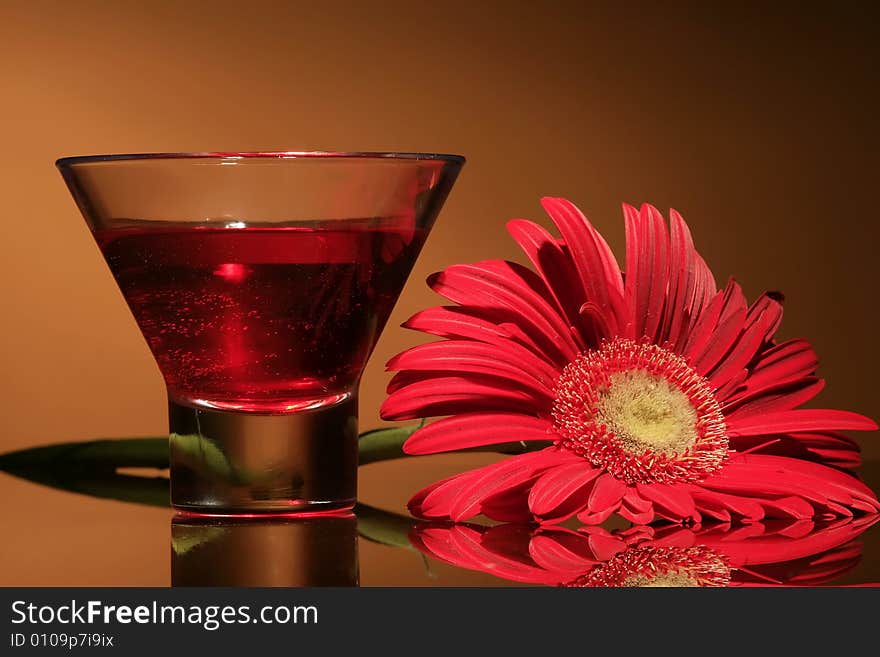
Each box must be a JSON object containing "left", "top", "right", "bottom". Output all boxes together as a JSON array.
[{"left": 96, "top": 221, "right": 425, "bottom": 412}]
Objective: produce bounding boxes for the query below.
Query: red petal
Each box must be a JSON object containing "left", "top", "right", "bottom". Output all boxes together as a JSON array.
[
  {"left": 382, "top": 374, "right": 552, "bottom": 421},
  {"left": 662, "top": 208, "right": 698, "bottom": 348},
  {"left": 701, "top": 516, "right": 878, "bottom": 567},
  {"left": 722, "top": 378, "right": 825, "bottom": 417},
  {"left": 429, "top": 261, "right": 579, "bottom": 362},
  {"left": 408, "top": 470, "right": 483, "bottom": 519},
  {"left": 702, "top": 454, "right": 880, "bottom": 514},
  {"left": 707, "top": 294, "right": 783, "bottom": 389},
  {"left": 528, "top": 461, "right": 601, "bottom": 520},
  {"left": 386, "top": 340, "right": 558, "bottom": 398},
  {"left": 745, "top": 292, "right": 784, "bottom": 339},
  {"left": 623, "top": 203, "right": 669, "bottom": 341},
  {"left": 479, "top": 524, "right": 539, "bottom": 565},
  {"left": 577, "top": 506, "right": 618, "bottom": 525},
  {"left": 411, "top": 525, "right": 484, "bottom": 568},
  {"left": 727, "top": 409, "right": 878, "bottom": 436},
  {"left": 685, "top": 278, "right": 748, "bottom": 371},
  {"left": 403, "top": 413, "right": 556, "bottom": 455},
  {"left": 733, "top": 338, "right": 819, "bottom": 398},
  {"left": 444, "top": 450, "right": 571, "bottom": 521},
  {"left": 479, "top": 483, "right": 541, "bottom": 522},
  {"left": 618, "top": 486, "right": 654, "bottom": 525},
  {"left": 682, "top": 286, "right": 724, "bottom": 359},
  {"left": 713, "top": 369, "right": 749, "bottom": 402},
  {"left": 541, "top": 197, "right": 626, "bottom": 336},
  {"left": 528, "top": 532, "right": 601, "bottom": 574},
  {"left": 579, "top": 301, "right": 617, "bottom": 345},
  {"left": 587, "top": 473, "right": 627, "bottom": 513},
  {"left": 686, "top": 253, "right": 719, "bottom": 341},
  {"left": 403, "top": 305, "right": 518, "bottom": 344},
  {"left": 444, "top": 527, "right": 557, "bottom": 584},
  {"left": 691, "top": 302, "right": 747, "bottom": 376},
  {"left": 687, "top": 486, "right": 765, "bottom": 522},
  {"left": 506, "top": 219, "right": 590, "bottom": 346},
  {"left": 618, "top": 499, "right": 656, "bottom": 524},
  {"left": 728, "top": 430, "right": 862, "bottom": 470},
  {"left": 636, "top": 482, "right": 697, "bottom": 520},
  {"left": 759, "top": 496, "right": 820, "bottom": 520},
  {"left": 401, "top": 305, "right": 566, "bottom": 370},
  {"left": 587, "top": 532, "right": 629, "bottom": 562}
]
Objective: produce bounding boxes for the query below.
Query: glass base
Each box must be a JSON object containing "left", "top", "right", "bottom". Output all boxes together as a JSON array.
[{"left": 168, "top": 395, "right": 358, "bottom": 514}]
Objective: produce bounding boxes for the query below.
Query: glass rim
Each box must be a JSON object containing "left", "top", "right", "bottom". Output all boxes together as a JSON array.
[{"left": 55, "top": 151, "right": 466, "bottom": 168}]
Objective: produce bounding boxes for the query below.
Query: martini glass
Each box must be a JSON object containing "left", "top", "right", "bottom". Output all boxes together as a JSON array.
[{"left": 57, "top": 151, "right": 463, "bottom": 515}]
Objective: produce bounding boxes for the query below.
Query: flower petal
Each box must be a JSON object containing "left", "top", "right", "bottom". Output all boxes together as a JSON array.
[
  {"left": 402, "top": 305, "right": 567, "bottom": 367},
  {"left": 413, "top": 525, "right": 554, "bottom": 584},
  {"left": 686, "top": 253, "right": 718, "bottom": 341},
  {"left": 445, "top": 526, "right": 554, "bottom": 583},
  {"left": 576, "top": 505, "right": 618, "bottom": 525},
  {"left": 402, "top": 412, "right": 556, "bottom": 455},
  {"left": 759, "top": 496, "right": 817, "bottom": 520},
  {"left": 728, "top": 430, "right": 862, "bottom": 470},
  {"left": 687, "top": 486, "right": 765, "bottom": 522},
  {"left": 707, "top": 294, "right": 783, "bottom": 389},
  {"left": 727, "top": 409, "right": 878, "bottom": 436},
  {"left": 636, "top": 482, "right": 697, "bottom": 521},
  {"left": 428, "top": 261, "right": 579, "bottom": 362},
  {"left": 700, "top": 516, "right": 878, "bottom": 568},
  {"left": 528, "top": 460, "right": 601, "bottom": 521},
  {"left": 587, "top": 474, "right": 628, "bottom": 513},
  {"left": 700, "top": 453, "right": 880, "bottom": 516},
  {"left": 736, "top": 338, "right": 820, "bottom": 396},
  {"left": 722, "top": 378, "right": 825, "bottom": 417},
  {"left": 386, "top": 340, "right": 558, "bottom": 397},
  {"left": 402, "top": 305, "right": 518, "bottom": 344},
  {"left": 690, "top": 283, "right": 747, "bottom": 376},
  {"left": 430, "top": 449, "right": 571, "bottom": 521},
  {"left": 410, "top": 524, "right": 484, "bottom": 568},
  {"left": 618, "top": 500, "right": 656, "bottom": 525},
  {"left": 587, "top": 532, "right": 630, "bottom": 562},
  {"left": 382, "top": 373, "right": 552, "bottom": 421},
  {"left": 661, "top": 208, "right": 699, "bottom": 349},
  {"left": 682, "top": 285, "right": 724, "bottom": 358},
  {"left": 528, "top": 530, "right": 605, "bottom": 573},
  {"left": 506, "top": 219, "right": 590, "bottom": 346},
  {"left": 623, "top": 203, "right": 669, "bottom": 341},
  {"left": 542, "top": 197, "right": 626, "bottom": 336},
  {"left": 479, "top": 481, "right": 542, "bottom": 522}
]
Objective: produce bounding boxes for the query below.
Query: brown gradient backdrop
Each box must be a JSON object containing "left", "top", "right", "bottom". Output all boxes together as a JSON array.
[{"left": 1, "top": 1, "right": 879, "bottom": 584}]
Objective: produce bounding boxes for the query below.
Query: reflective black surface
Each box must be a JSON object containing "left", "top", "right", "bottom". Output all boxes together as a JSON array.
[{"left": 1, "top": 457, "right": 878, "bottom": 587}]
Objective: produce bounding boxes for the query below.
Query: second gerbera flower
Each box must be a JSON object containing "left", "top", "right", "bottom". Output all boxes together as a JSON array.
[{"left": 382, "top": 198, "right": 879, "bottom": 524}]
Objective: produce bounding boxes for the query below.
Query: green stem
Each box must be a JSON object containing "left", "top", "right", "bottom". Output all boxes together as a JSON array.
[{"left": 0, "top": 425, "right": 548, "bottom": 549}]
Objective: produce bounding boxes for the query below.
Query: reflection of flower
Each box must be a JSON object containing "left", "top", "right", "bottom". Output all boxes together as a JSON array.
[
  {"left": 383, "top": 198, "right": 879, "bottom": 524},
  {"left": 410, "top": 515, "right": 878, "bottom": 587},
  {"left": 574, "top": 544, "right": 731, "bottom": 587}
]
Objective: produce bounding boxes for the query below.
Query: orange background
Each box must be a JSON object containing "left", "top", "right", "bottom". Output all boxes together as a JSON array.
[{"left": 1, "top": 2, "right": 879, "bottom": 584}]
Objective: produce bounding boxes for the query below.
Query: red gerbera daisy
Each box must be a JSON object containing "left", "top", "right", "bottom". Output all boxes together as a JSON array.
[
  {"left": 382, "top": 198, "right": 879, "bottom": 524},
  {"left": 410, "top": 515, "right": 878, "bottom": 587}
]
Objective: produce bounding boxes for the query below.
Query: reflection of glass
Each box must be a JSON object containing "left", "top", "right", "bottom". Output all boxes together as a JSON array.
[
  {"left": 171, "top": 513, "right": 359, "bottom": 586},
  {"left": 411, "top": 516, "right": 879, "bottom": 587},
  {"left": 57, "top": 152, "right": 463, "bottom": 514}
]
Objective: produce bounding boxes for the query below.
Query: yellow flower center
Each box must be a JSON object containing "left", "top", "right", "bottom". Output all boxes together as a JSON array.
[
  {"left": 622, "top": 571, "right": 700, "bottom": 587},
  {"left": 595, "top": 370, "right": 698, "bottom": 456},
  {"left": 567, "top": 545, "right": 732, "bottom": 587},
  {"left": 552, "top": 338, "right": 728, "bottom": 485}
]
